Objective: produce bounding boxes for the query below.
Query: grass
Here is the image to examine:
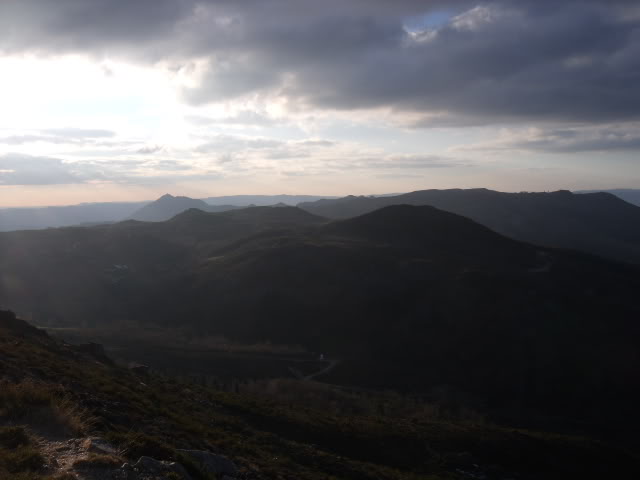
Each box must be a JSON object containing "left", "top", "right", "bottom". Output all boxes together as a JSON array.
[
  {"left": 0, "top": 426, "right": 45, "bottom": 477},
  {"left": 0, "top": 379, "right": 90, "bottom": 437},
  {"left": 2, "top": 315, "right": 640, "bottom": 480}
]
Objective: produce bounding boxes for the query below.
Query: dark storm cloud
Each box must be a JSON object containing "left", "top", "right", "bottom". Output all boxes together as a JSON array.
[
  {"left": 1, "top": 0, "right": 638, "bottom": 124},
  {"left": 478, "top": 124, "right": 640, "bottom": 153}
]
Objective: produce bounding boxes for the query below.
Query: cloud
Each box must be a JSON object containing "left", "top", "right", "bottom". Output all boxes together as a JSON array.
[
  {"left": 0, "top": 153, "right": 212, "bottom": 186},
  {"left": 41, "top": 127, "right": 115, "bottom": 138},
  {"left": 296, "top": 139, "right": 335, "bottom": 147},
  {"left": 353, "top": 154, "right": 469, "bottom": 169},
  {"left": 193, "top": 134, "right": 284, "bottom": 153},
  {"left": 0, "top": 1, "right": 637, "bottom": 125},
  {"left": 0, "top": 153, "right": 82, "bottom": 185},
  {"left": 185, "top": 110, "right": 280, "bottom": 127},
  {"left": 0, "top": 128, "right": 116, "bottom": 146},
  {"left": 136, "top": 145, "right": 164, "bottom": 154},
  {"left": 276, "top": 152, "right": 466, "bottom": 178},
  {"left": 459, "top": 124, "right": 640, "bottom": 153}
]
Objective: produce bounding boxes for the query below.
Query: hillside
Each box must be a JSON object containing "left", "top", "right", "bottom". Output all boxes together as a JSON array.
[
  {"left": 576, "top": 188, "right": 640, "bottom": 207},
  {"left": 127, "top": 194, "right": 242, "bottom": 222},
  {"left": 1, "top": 204, "right": 639, "bottom": 438},
  {"left": 1, "top": 309, "right": 638, "bottom": 480},
  {"left": 0, "top": 206, "right": 325, "bottom": 327},
  {"left": 203, "top": 194, "right": 337, "bottom": 206},
  {"left": 298, "top": 189, "right": 640, "bottom": 264},
  {"left": 0, "top": 201, "right": 148, "bottom": 232},
  {"left": 159, "top": 205, "right": 640, "bottom": 431}
]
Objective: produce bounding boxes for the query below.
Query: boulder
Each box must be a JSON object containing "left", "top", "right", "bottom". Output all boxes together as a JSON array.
[
  {"left": 75, "top": 342, "right": 113, "bottom": 365},
  {"left": 129, "top": 363, "right": 150, "bottom": 375},
  {"left": 82, "top": 436, "right": 118, "bottom": 456},
  {"left": 0, "top": 310, "right": 47, "bottom": 338},
  {"left": 176, "top": 449, "right": 238, "bottom": 476},
  {"left": 133, "top": 456, "right": 192, "bottom": 480}
]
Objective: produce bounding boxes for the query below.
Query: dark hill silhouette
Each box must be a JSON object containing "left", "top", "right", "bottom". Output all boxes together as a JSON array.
[
  {"left": 203, "top": 194, "right": 337, "bottom": 206},
  {"left": 576, "top": 188, "right": 640, "bottom": 206},
  {"left": 0, "top": 205, "right": 325, "bottom": 327},
  {"left": 0, "top": 201, "right": 148, "bottom": 232},
  {"left": 128, "top": 193, "right": 240, "bottom": 222},
  {"left": 1, "top": 204, "right": 639, "bottom": 433},
  {"left": 327, "top": 204, "right": 521, "bottom": 253},
  {"left": 299, "top": 188, "right": 640, "bottom": 264},
  {"left": 145, "top": 205, "right": 640, "bottom": 429}
]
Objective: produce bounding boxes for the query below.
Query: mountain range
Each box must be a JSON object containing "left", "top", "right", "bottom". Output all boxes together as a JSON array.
[
  {"left": 0, "top": 194, "right": 336, "bottom": 231},
  {"left": 202, "top": 194, "right": 337, "bottom": 206},
  {"left": 127, "top": 194, "right": 241, "bottom": 222},
  {"left": 298, "top": 188, "right": 640, "bottom": 264},
  {"left": 576, "top": 188, "right": 640, "bottom": 206},
  {"left": 1, "top": 202, "right": 639, "bottom": 434},
  {"left": 0, "top": 201, "right": 148, "bottom": 232}
]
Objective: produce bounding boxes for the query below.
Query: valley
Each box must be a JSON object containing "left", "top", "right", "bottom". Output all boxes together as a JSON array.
[
  {"left": 2, "top": 2, "right": 638, "bottom": 477},
  {"left": 1, "top": 191, "right": 640, "bottom": 478}
]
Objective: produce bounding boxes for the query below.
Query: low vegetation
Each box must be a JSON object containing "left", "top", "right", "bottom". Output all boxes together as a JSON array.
[
  {"left": 2, "top": 310, "right": 639, "bottom": 479},
  {"left": 0, "top": 380, "right": 90, "bottom": 437},
  {"left": 0, "top": 426, "right": 45, "bottom": 479},
  {"left": 72, "top": 453, "right": 123, "bottom": 469}
]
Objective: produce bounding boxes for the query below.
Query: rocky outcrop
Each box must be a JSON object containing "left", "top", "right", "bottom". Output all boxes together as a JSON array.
[
  {"left": 129, "top": 456, "right": 192, "bottom": 479},
  {"left": 177, "top": 449, "right": 238, "bottom": 476},
  {"left": 38, "top": 434, "right": 239, "bottom": 480},
  {"left": 0, "top": 309, "right": 47, "bottom": 338},
  {"left": 74, "top": 342, "right": 113, "bottom": 365}
]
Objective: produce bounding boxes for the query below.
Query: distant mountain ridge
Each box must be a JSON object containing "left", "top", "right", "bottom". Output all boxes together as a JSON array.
[
  {"left": 203, "top": 194, "right": 336, "bottom": 206},
  {"left": 0, "top": 194, "right": 337, "bottom": 231},
  {"left": 299, "top": 188, "right": 640, "bottom": 264},
  {"left": 127, "top": 194, "right": 241, "bottom": 222},
  {"left": 159, "top": 204, "right": 640, "bottom": 425},
  {"left": 576, "top": 188, "right": 640, "bottom": 206},
  {"left": 0, "top": 201, "right": 148, "bottom": 232},
  {"left": 1, "top": 202, "right": 640, "bottom": 432}
]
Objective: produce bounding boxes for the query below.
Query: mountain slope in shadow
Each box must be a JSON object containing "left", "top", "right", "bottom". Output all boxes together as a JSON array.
[
  {"left": 128, "top": 193, "right": 241, "bottom": 222},
  {"left": 3, "top": 308, "right": 638, "bottom": 480},
  {"left": 155, "top": 205, "right": 640, "bottom": 430},
  {"left": 0, "top": 205, "right": 325, "bottom": 326},
  {"left": 299, "top": 188, "right": 640, "bottom": 264},
  {"left": 1, "top": 203, "right": 639, "bottom": 434}
]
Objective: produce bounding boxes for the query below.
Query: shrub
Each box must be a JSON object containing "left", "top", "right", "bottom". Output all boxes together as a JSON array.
[
  {"left": 106, "top": 431, "right": 173, "bottom": 461},
  {"left": 0, "top": 426, "right": 31, "bottom": 449},
  {"left": 0, "top": 379, "right": 89, "bottom": 436},
  {"left": 0, "top": 446, "right": 44, "bottom": 474}
]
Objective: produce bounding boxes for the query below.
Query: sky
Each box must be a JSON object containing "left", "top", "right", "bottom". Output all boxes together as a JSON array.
[{"left": 0, "top": 0, "right": 639, "bottom": 206}]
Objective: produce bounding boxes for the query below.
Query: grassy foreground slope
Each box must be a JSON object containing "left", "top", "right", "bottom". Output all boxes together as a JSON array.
[{"left": 1, "top": 309, "right": 639, "bottom": 479}]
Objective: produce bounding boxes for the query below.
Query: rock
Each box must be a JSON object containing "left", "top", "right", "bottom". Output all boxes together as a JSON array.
[
  {"left": 0, "top": 309, "right": 47, "bottom": 338},
  {"left": 133, "top": 456, "right": 192, "bottom": 480},
  {"left": 74, "top": 342, "right": 113, "bottom": 364},
  {"left": 82, "top": 437, "right": 118, "bottom": 456},
  {"left": 129, "top": 363, "right": 150, "bottom": 375},
  {"left": 176, "top": 449, "right": 238, "bottom": 476}
]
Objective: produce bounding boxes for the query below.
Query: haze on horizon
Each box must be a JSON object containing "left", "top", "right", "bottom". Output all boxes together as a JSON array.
[{"left": 0, "top": 0, "right": 639, "bottom": 207}]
